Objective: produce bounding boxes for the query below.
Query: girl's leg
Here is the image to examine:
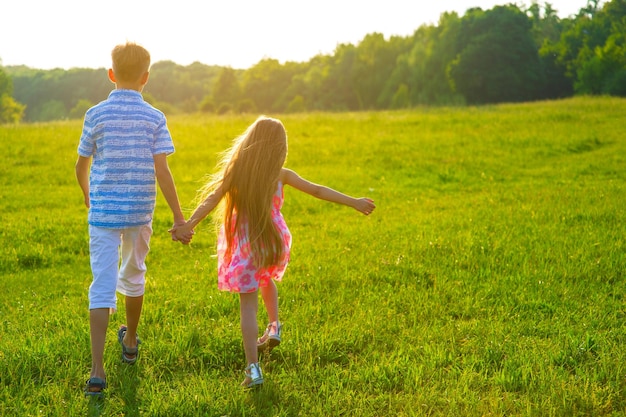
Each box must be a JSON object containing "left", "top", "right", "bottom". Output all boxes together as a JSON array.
[
  {"left": 239, "top": 291, "right": 259, "bottom": 365},
  {"left": 260, "top": 279, "right": 279, "bottom": 324},
  {"left": 257, "top": 280, "right": 281, "bottom": 351}
]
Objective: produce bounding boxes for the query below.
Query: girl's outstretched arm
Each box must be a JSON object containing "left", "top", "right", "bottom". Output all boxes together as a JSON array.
[
  {"left": 170, "top": 184, "right": 225, "bottom": 241},
  {"left": 281, "top": 168, "right": 375, "bottom": 215}
]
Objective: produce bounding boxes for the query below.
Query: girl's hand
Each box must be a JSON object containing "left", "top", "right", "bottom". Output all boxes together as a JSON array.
[
  {"left": 169, "top": 222, "right": 194, "bottom": 245},
  {"left": 354, "top": 198, "right": 376, "bottom": 215}
]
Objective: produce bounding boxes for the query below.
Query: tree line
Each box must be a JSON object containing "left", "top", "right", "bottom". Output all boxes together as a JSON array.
[{"left": 1, "top": 0, "right": 624, "bottom": 123}]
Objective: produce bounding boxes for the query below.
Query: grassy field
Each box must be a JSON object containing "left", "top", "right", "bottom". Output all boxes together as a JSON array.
[{"left": 0, "top": 96, "right": 625, "bottom": 416}]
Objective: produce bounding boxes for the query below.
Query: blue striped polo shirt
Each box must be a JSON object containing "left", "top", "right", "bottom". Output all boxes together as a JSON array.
[{"left": 77, "top": 89, "right": 175, "bottom": 229}]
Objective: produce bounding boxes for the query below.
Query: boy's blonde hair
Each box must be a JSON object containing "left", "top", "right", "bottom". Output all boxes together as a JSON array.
[
  {"left": 111, "top": 42, "right": 150, "bottom": 83},
  {"left": 201, "top": 116, "right": 288, "bottom": 268}
]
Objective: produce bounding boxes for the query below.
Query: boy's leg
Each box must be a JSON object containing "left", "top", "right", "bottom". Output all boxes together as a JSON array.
[
  {"left": 123, "top": 295, "right": 143, "bottom": 352},
  {"left": 89, "top": 308, "right": 110, "bottom": 379},
  {"left": 260, "top": 279, "right": 279, "bottom": 324},
  {"left": 239, "top": 291, "right": 259, "bottom": 365},
  {"left": 118, "top": 224, "right": 151, "bottom": 350},
  {"left": 88, "top": 226, "right": 122, "bottom": 380}
]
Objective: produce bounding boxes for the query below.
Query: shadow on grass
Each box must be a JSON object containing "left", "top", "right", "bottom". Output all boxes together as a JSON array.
[
  {"left": 245, "top": 381, "right": 285, "bottom": 415},
  {"left": 86, "top": 364, "right": 141, "bottom": 417},
  {"left": 239, "top": 350, "right": 292, "bottom": 415},
  {"left": 87, "top": 396, "right": 105, "bottom": 417},
  {"left": 117, "top": 364, "right": 141, "bottom": 417}
]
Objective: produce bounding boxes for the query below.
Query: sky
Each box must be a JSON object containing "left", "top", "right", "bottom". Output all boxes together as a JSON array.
[{"left": 1, "top": 0, "right": 598, "bottom": 71}]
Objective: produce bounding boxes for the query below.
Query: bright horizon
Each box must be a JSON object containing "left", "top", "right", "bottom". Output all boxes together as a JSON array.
[{"left": 1, "top": 0, "right": 597, "bottom": 71}]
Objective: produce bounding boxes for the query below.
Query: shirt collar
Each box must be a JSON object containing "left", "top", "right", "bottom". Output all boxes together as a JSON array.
[{"left": 108, "top": 89, "right": 143, "bottom": 100}]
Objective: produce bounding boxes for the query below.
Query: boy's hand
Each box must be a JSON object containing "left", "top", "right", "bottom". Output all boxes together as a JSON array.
[{"left": 169, "top": 222, "right": 194, "bottom": 245}]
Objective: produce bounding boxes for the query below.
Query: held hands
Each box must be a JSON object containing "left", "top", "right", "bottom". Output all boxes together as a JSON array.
[
  {"left": 354, "top": 198, "right": 376, "bottom": 216},
  {"left": 169, "top": 221, "right": 195, "bottom": 245}
]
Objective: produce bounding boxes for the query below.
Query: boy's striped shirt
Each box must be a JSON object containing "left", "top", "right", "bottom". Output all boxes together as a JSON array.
[{"left": 77, "top": 89, "right": 174, "bottom": 228}]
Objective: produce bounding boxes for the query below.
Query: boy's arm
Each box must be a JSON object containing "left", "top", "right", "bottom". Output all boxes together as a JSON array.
[
  {"left": 281, "top": 168, "right": 375, "bottom": 215},
  {"left": 154, "top": 153, "right": 186, "bottom": 225},
  {"left": 75, "top": 155, "right": 91, "bottom": 208}
]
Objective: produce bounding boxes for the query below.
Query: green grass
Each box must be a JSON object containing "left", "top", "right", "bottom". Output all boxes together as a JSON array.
[{"left": 1, "top": 96, "right": 625, "bottom": 416}]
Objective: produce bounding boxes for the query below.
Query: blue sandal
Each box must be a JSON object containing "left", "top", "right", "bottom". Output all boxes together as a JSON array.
[
  {"left": 117, "top": 325, "right": 141, "bottom": 364},
  {"left": 241, "top": 363, "right": 264, "bottom": 388},
  {"left": 257, "top": 321, "right": 282, "bottom": 354},
  {"left": 84, "top": 377, "right": 106, "bottom": 397}
]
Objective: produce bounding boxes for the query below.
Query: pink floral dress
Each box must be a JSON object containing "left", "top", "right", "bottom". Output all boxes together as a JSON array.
[{"left": 217, "top": 181, "right": 292, "bottom": 293}]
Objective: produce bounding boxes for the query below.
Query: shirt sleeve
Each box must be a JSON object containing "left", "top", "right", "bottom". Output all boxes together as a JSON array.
[
  {"left": 152, "top": 116, "right": 175, "bottom": 156},
  {"left": 77, "top": 113, "right": 95, "bottom": 157}
]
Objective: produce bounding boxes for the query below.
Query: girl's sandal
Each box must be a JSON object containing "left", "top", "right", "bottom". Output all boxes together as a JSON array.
[
  {"left": 241, "top": 363, "right": 264, "bottom": 388},
  {"left": 257, "top": 321, "right": 282, "bottom": 354},
  {"left": 84, "top": 377, "right": 106, "bottom": 397},
  {"left": 117, "top": 325, "right": 141, "bottom": 364}
]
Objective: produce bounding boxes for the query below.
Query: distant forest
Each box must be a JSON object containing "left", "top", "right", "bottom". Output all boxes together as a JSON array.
[{"left": 1, "top": 0, "right": 625, "bottom": 123}]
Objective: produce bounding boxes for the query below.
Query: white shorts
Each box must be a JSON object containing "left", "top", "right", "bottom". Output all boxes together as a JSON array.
[{"left": 88, "top": 224, "right": 152, "bottom": 311}]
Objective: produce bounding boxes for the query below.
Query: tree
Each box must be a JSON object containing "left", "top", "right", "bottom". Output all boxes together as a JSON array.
[
  {"left": 0, "top": 94, "right": 25, "bottom": 123},
  {"left": 576, "top": 32, "right": 626, "bottom": 94},
  {"left": 294, "top": 55, "right": 334, "bottom": 111},
  {"left": 0, "top": 67, "right": 12, "bottom": 98},
  {"left": 531, "top": 2, "right": 574, "bottom": 99},
  {"left": 199, "top": 96, "right": 215, "bottom": 113},
  {"left": 286, "top": 95, "right": 305, "bottom": 113},
  {"left": 241, "top": 59, "right": 303, "bottom": 112},
  {"left": 528, "top": 1, "right": 563, "bottom": 46},
  {"left": 37, "top": 100, "right": 66, "bottom": 121},
  {"left": 147, "top": 60, "right": 221, "bottom": 109},
  {"left": 552, "top": 0, "right": 626, "bottom": 96},
  {"left": 0, "top": 67, "right": 25, "bottom": 123},
  {"left": 68, "top": 99, "right": 93, "bottom": 120},
  {"left": 212, "top": 67, "right": 241, "bottom": 107},
  {"left": 404, "top": 13, "right": 465, "bottom": 105},
  {"left": 320, "top": 44, "right": 359, "bottom": 110},
  {"left": 7, "top": 66, "right": 109, "bottom": 122},
  {"left": 448, "top": 5, "right": 544, "bottom": 104},
  {"left": 351, "top": 33, "right": 408, "bottom": 109},
  {"left": 237, "top": 98, "right": 257, "bottom": 114},
  {"left": 391, "top": 84, "right": 410, "bottom": 109}
]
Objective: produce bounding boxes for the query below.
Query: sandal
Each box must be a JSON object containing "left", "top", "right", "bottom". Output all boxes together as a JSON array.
[
  {"left": 257, "top": 321, "right": 282, "bottom": 354},
  {"left": 241, "top": 362, "right": 263, "bottom": 388},
  {"left": 84, "top": 377, "right": 106, "bottom": 397},
  {"left": 117, "top": 325, "right": 141, "bottom": 364}
]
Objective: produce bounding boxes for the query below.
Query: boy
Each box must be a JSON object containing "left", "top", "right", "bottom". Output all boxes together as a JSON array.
[{"left": 75, "top": 42, "right": 190, "bottom": 397}]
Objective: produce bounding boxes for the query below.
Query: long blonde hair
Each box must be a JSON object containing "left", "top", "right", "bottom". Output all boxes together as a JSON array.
[{"left": 200, "top": 116, "right": 287, "bottom": 268}]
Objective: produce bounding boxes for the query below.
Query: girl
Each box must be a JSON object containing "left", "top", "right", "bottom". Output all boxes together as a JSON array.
[{"left": 171, "top": 116, "right": 375, "bottom": 388}]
